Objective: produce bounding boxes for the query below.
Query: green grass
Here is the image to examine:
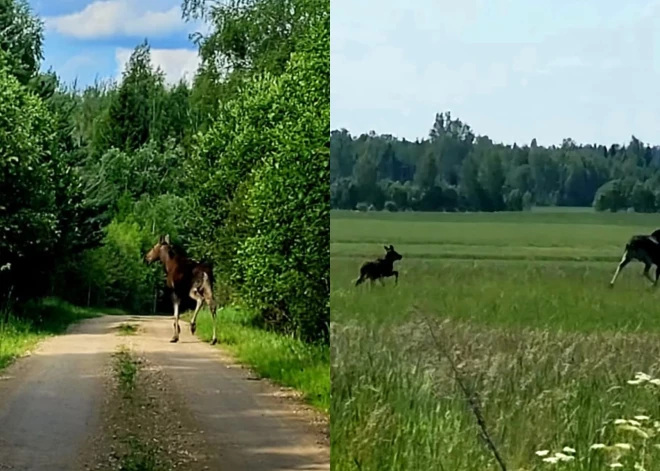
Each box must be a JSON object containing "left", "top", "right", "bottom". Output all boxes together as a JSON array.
[
  {"left": 113, "top": 345, "right": 139, "bottom": 395},
  {"left": 116, "top": 323, "right": 138, "bottom": 336},
  {"left": 331, "top": 209, "right": 660, "bottom": 470},
  {"left": 182, "top": 307, "right": 330, "bottom": 413},
  {"left": 0, "top": 297, "right": 100, "bottom": 371}
]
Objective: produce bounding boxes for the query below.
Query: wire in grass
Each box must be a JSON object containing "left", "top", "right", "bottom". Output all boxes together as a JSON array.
[{"left": 419, "top": 310, "right": 508, "bottom": 471}]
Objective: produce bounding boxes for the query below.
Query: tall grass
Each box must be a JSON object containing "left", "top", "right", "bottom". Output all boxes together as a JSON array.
[
  {"left": 0, "top": 297, "right": 99, "bottom": 370},
  {"left": 183, "top": 307, "right": 330, "bottom": 412},
  {"left": 331, "top": 318, "right": 660, "bottom": 470}
]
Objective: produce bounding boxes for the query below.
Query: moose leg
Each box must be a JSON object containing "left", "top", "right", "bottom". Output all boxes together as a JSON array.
[
  {"left": 643, "top": 262, "right": 655, "bottom": 284},
  {"left": 354, "top": 274, "right": 365, "bottom": 286},
  {"left": 204, "top": 290, "right": 218, "bottom": 345},
  {"left": 392, "top": 270, "right": 399, "bottom": 285},
  {"left": 188, "top": 287, "right": 204, "bottom": 335},
  {"left": 610, "top": 251, "right": 631, "bottom": 287},
  {"left": 171, "top": 293, "right": 181, "bottom": 343},
  {"left": 654, "top": 266, "right": 660, "bottom": 287}
]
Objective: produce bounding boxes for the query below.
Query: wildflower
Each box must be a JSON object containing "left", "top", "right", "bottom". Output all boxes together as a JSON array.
[
  {"left": 634, "top": 463, "right": 647, "bottom": 471},
  {"left": 634, "top": 415, "right": 651, "bottom": 421},
  {"left": 561, "top": 446, "right": 576, "bottom": 454},
  {"left": 609, "top": 463, "right": 623, "bottom": 469},
  {"left": 628, "top": 379, "right": 645, "bottom": 385},
  {"left": 542, "top": 456, "right": 559, "bottom": 464},
  {"left": 590, "top": 443, "right": 606, "bottom": 450},
  {"left": 614, "top": 419, "right": 627, "bottom": 425},
  {"left": 614, "top": 443, "right": 632, "bottom": 450},
  {"left": 535, "top": 450, "right": 550, "bottom": 457},
  {"left": 635, "top": 372, "right": 652, "bottom": 381},
  {"left": 650, "top": 379, "right": 660, "bottom": 386},
  {"left": 618, "top": 425, "right": 650, "bottom": 438},
  {"left": 628, "top": 419, "right": 642, "bottom": 427},
  {"left": 554, "top": 452, "right": 574, "bottom": 462}
]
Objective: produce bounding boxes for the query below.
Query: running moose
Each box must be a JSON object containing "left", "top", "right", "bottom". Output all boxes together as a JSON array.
[
  {"left": 144, "top": 235, "right": 218, "bottom": 344},
  {"left": 610, "top": 229, "right": 660, "bottom": 288},
  {"left": 354, "top": 244, "right": 403, "bottom": 287}
]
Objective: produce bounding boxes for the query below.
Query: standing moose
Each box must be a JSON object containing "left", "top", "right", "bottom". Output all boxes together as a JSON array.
[
  {"left": 144, "top": 235, "right": 218, "bottom": 344},
  {"left": 354, "top": 244, "right": 403, "bottom": 287}
]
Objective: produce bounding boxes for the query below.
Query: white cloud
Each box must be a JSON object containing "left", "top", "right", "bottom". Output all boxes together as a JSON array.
[
  {"left": 115, "top": 47, "right": 200, "bottom": 84},
  {"left": 45, "top": 0, "right": 188, "bottom": 39}
]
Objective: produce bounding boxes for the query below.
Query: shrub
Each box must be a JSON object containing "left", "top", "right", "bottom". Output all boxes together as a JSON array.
[{"left": 384, "top": 200, "right": 398, "bottom": 212}]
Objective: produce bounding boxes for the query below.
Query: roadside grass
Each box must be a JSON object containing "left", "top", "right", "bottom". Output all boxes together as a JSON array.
[
  {"left": 116, "top": 323, "right": 139, "bottom": 336},
  {"left": 110, "top": 345, "right": 159, "bottom": 471},
  {"left": 0, "top": 297, "right": 100, "bottom": 371},
  {"left": 182, "top": 307, "right": 330, "bottom": 413}
]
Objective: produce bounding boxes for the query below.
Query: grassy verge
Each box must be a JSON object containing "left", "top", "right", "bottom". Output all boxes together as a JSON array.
[
  {"left": 0, "top": 297, "right": 100, "bottom": 371},
  {"left": 182, "top": 307, "right": 330, "bottom": 413}
]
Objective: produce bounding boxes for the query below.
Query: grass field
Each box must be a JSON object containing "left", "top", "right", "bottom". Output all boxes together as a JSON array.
[{"left": 331, "top": 209, "right": 660, "bottom": 471}]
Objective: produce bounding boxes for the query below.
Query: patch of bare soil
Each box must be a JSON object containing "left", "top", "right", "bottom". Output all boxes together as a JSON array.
[{"left": 80, "top": 347, "right": 214, "bottom": 471}]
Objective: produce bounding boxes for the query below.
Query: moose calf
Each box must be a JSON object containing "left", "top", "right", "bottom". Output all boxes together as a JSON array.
[{"left": 354, "top": 245, "right": 403, "bottom": 287}]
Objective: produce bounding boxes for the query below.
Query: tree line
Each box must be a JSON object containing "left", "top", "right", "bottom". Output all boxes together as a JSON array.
[
  {"left": 331, "top": 112, "right": 660, "bottom": 213},
  {"left": 0, "top": 0, "right": 329, "bottom": 342}
]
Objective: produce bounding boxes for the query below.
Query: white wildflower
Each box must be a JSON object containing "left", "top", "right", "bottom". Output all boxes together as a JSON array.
[
  {"left": 628, "top": 419, "right": 642, "bottom": 427},
  {"left": 634, "top": 415, "right": 650, "bottom": 421},
  {"left": 590, "top": 443, "right": 607, "bottom": 450},
  {"left": 542, "top": 456, "right": 559, "bottom": 464},
  {"left": 562, "top": 446, "right": 576, "bottom": 454},
  {"left": 618, "top": 425, "right": 650, "bottom": 438},
  {"left": 614, "top": 419, "right": 627, "bottom": 425},
  {"left": 635, "top": 372, "right": 652, "bottom": 381},
  {"left": 535, "top": 450, "right": 550, "bottom": 457},
  {"left": 614, "top": 443, "right": 632, "bottom": 450},
  {"left": 610, "top": 463, "right": 623, "bottom": 469},
  {"left": 628, "top": 379, "right": 645, "bottom": 385},
  {"left": 555, "top": 452, "right": 574, "bottom": 462},
  {"left": 634, "top": 463, "right": 647, "bottom": 471},
  {"left": 650, "top": 379, "right": 660, "bottom": 386}
]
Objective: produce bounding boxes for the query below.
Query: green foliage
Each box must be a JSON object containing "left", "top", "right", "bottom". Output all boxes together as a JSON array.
[
  {"left": 186, "top": 5, "right": 329, "bottom": 340},
  {"left": 0, "top": 58, "right": 60, "bottom": 302},
  {"left": 0, "top": 0, "right": 43, "bottom": 85},
  {"left": 331, "top": 111, "right": 660, "bottom": 213}
]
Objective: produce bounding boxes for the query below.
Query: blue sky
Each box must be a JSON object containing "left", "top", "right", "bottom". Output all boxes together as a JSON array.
[
  {"left": 29, "top": 0, "right": 205, "bottom": 87},
  {"left": 331, "top": 0, "right": 660, "bottom": 146}
]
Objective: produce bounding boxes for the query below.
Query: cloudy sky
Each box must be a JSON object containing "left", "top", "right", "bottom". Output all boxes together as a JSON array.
[
  {"left": 30, "top": 0, "right": 204, "bottom": 86},
  {"left": 331, "top": 0, "right": 660, "bottom": 146}
]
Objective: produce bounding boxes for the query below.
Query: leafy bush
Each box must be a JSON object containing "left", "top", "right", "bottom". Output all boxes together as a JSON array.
[
  {"left": 384, "top": 201, "right": 398, "bottom": 212},
  {"left": 184, "top": 5, "right": 329, "bottom": 341}
]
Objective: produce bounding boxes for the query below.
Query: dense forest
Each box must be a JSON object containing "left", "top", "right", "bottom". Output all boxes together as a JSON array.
[
  {"left": 0, "top": 0, "right": 329, "bottom": 341},
  {"left": 331, "top": 112, "right": 660, "bottom": 213}
]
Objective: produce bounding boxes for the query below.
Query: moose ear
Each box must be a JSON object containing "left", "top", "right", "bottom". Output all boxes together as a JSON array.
[
  {"left": 390, "top": 244, "right": 394, "bottom": 250},
  {"left": 384, "top": 245, "right": 389, "bottom": 251},
  {"left": 164, "top": 234, "right": 171, "bottom": 245}
]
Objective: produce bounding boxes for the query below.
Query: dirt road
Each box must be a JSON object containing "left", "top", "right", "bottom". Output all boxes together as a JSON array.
[{"left": 0, "top": 315, "right": 329, "bottom": 471}]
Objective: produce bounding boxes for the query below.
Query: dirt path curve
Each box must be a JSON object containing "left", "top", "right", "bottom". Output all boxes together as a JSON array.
[
  {"left": 0, "top": 314, "right": 329, "bottom": 471},
  {"left": 0, "top": 315, "right": 125, "bottom": 471},
  {"left": 125, "top": 315, "right": 330, "bottom": 471}
]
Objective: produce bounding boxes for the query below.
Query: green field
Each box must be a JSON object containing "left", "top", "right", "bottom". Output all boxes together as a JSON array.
[{"left": 331, "top": 210, "right": 660, "bottom": 471}]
